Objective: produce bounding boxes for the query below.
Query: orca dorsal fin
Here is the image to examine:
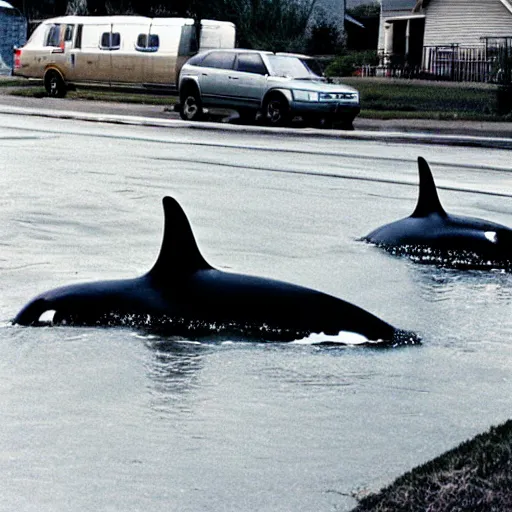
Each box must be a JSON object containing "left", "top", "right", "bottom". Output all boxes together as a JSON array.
[
  {"left": 149, "top": 197, "right": 212, "bottom": 279},
  {"left": 411, "top": 157, "right": 447, "bottom": 218}
]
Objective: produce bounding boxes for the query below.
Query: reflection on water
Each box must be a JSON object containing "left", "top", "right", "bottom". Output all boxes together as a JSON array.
[
  {"left": 142, "top": 337, "right": 206, "bottom": 415},
  {"left": 413, "top": 266, "right": 512, "bottom": 304},
  {"left": 368, "top": 243, "right": 512, "bottom": 272},
  {"left": 410, "top": 264, "right": 512, "bottom": 350},
  {"left": 410, "top": 266, "right": 512, "bottom": 305}
]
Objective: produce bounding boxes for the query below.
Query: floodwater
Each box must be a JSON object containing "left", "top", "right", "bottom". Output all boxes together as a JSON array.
[{"left": 1, "top": 114, "right": 512, "bottom": 511}]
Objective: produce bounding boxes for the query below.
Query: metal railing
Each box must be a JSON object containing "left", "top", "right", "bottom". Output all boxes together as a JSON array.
[{"left": 358, "top": 39, "right": 512, "bottom": 84}]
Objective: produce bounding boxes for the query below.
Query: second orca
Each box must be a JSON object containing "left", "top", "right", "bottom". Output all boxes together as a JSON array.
[{"left": 363, "top": 157, "right": 512, "bottom": 270}]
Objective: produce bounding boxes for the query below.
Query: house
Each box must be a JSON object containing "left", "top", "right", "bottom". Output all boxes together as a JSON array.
[
  {"left": 379, "top": 0, "right": 512, "bottom": 59},
  {"left": 415, "top": 0, "right": 512, "bottom": 48},
  {"left": 0, "top": 0, "right": 26, "bottom": 75}
]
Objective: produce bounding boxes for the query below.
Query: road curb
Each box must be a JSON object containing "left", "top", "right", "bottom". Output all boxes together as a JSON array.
[{"left": 2, "top": 104, "right": 512, "bottom": 150}]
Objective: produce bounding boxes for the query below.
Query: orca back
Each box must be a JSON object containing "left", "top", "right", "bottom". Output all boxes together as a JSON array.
[
  {"left": 411, "top": 157, "right": 447, "bottom": 218},
  {"left": 148, "top": 197, "right": 212, "bottom": 280}
]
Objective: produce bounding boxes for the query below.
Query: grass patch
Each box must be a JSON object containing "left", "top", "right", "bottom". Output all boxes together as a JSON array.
[
  {"left": 338, "top": 77, "right": 509, "bottom": 121},
  {"left": 360, "top": 110, "right": 512, "bottom": 122},
  {"left": 352, "top": 419, "right": 512, "bottom": 511},
  {"left": 5, "top": 85, "right": 178, "bottom": 106},
  {"left": 0, "top": 78, "right": 38, "bottom": 87}
]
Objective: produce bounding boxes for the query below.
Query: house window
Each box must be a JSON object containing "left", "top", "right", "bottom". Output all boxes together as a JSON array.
[
  {"left": 136, "top": 33, "right": 160, "bottom": 52},
  {"left": 100, "top": 32, "right": 121, "bottom": 50}
]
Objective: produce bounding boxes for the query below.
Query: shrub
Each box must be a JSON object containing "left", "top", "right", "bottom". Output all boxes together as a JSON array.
[
  {"left": 325, "top": 50, "right": 379, "bottom": 77},
  {"left": 306, "top": 16, "right": 344, "bottom": 55}
]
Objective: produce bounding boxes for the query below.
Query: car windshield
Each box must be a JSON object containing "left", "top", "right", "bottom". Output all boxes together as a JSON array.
[{"left": 267, "top": 56, "right": 321, "bottom": 79}]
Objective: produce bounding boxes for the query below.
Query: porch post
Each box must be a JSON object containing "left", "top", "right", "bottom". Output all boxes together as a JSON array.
[
  {"left": 384, "top": 22, "right": 393, "bottom": 55},
  {"left": 405, "top": 19, "right": 411, "bottom": 61},
  {"left": 383, "top": 22, "right": 393, "bottom": 72}
]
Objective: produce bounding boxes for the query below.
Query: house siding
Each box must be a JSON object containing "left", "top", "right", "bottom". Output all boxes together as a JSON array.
[{"left": 424, "top": 0, "right": 512, "bottom": 47}]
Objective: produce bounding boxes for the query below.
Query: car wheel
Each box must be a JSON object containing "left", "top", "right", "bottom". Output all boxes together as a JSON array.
[
  {"left": 44, "top": 70, "right": 67, "bottom": 98},
  {"left": 263, "top": 94, "right": 290, "bottom": 127},
  {"left": 180, "top": 88, "right": 203, "bottom": 121},
  {"left": 307, "top": 115, "right": 333, "bottom": 129},
  {"left": 339, "top": 115, "right": 356, "bottom": 131},
  {"left": 236, "top": 108, "right": 256, "bottom": 125}
]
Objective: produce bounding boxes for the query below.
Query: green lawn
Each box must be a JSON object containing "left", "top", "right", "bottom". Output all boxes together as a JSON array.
[
  {"left": 352, "top": 419, "right": 512, "bottom": 511},
  {"left": 340, "top": 77, "right": 511, "bottom": 121},
  {"left": 3, "top": 83, "right": 178, "bottom": 106}
]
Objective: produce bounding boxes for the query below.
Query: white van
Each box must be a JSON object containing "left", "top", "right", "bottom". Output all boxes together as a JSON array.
[{"left": 13, "top": 15, "right": 236, "bottom": 97}]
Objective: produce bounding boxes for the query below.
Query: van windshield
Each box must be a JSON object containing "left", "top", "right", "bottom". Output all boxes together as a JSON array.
[{"left": 266, "top": 56, "right": 321, "bottom": 79}]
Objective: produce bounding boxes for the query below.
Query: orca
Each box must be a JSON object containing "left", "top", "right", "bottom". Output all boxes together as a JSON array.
[
  {"left": 363, "top": 157, "right": 512, "bottom": 269},
  {"left": 13, "top": 197, "right": 418, "bottom": 345}
]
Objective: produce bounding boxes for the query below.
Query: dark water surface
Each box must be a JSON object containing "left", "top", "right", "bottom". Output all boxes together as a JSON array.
[{"left": 1, "top": 115, "right": 512, "bottom": 511}]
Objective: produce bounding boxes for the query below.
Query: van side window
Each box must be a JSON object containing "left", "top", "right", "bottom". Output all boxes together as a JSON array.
[
  {"left": 136, "top": 33, "right": 159, "bottom": 52},
  {"left": 178, "top": 24, "right": 198, "bottom": 57},
  {"left": 64, "top": 25, "right": 74, "bottom": 42},
  {"left": 100, "top": 32, "right": 121, "bottom": 50},
  {"left": 75, "top": 25, "right": 83, "bottom": 49},
  {"left": 46, "top": 24, "right": 62, "bottom": 47},
  {"left": 236, "top": 54, "right": 267, "bottom": 75},
  {"left": 201, "top": 52, "right": 235, "bottom": 70}
]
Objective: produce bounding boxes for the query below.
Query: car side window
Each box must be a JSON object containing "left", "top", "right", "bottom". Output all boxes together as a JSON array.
[
  {"left": 200, "top": 52, "right": 236, "bottom": 70},
  {"left": 236, "top": 54, "right": 267, "bottom": 75}
]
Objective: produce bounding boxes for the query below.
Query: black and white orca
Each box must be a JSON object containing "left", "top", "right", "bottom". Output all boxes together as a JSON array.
[
  {"left": 13, "top": 197, "right": 418, "bottom": 344},
  {"left": 363, "top": 157, "right": 512, "bottom": 269}
]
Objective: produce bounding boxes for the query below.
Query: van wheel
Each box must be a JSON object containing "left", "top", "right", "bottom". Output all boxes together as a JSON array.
[
  {"left": 263, "top": 93, "right": 290, "bottom": 127},
  {"left": 44, "top": 70, "right": 67, "bottom": 98},
  {"left": 180, "top": 89, "right": 203, "bottom": 121}
]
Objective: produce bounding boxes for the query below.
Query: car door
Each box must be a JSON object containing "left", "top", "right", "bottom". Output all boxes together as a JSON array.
[
  {"left": 229, "top": 53, "right": 268, "bottom": 108},
  {"left": 196, "top": 51, "right": 236, "bottom": 106}
]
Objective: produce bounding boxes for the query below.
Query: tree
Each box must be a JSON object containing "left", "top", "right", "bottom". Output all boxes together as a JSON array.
[
  {"left": 347, "top": 1, "right": 379, "bottom": 18},
  {"left": 197, "top": 0, "right": 316, "bottom": 52},
  {"left": 86, "top": 0, "right": 107, "bottom": 14}
]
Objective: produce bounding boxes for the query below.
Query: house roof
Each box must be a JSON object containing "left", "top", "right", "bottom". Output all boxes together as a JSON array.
[
  {"left": 345, "top": 13, "right": 365, "bottom": 28},
  {"left": 414, "top": 0, "right": 512, "bottom": 13},
  {"left": 381, "top": 0, "right": 417, "bottom": 10}
]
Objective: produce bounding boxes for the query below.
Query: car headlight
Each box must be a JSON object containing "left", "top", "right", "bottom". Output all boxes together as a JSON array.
[
  {"left": 318, "top": 92, "right": 360, "bottom": 102},
  {"left": 292, "top": 90, "right": 319, "bottom": 102}
]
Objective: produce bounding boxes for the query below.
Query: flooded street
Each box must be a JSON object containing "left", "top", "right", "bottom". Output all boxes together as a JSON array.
[{"left": 1, "top": 114, "right": 511, "bottom": 511}]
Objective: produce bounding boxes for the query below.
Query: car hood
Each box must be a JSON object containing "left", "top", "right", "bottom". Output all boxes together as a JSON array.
[{"left": 267, "top": 76, "right": 358, "bottom": 93}]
